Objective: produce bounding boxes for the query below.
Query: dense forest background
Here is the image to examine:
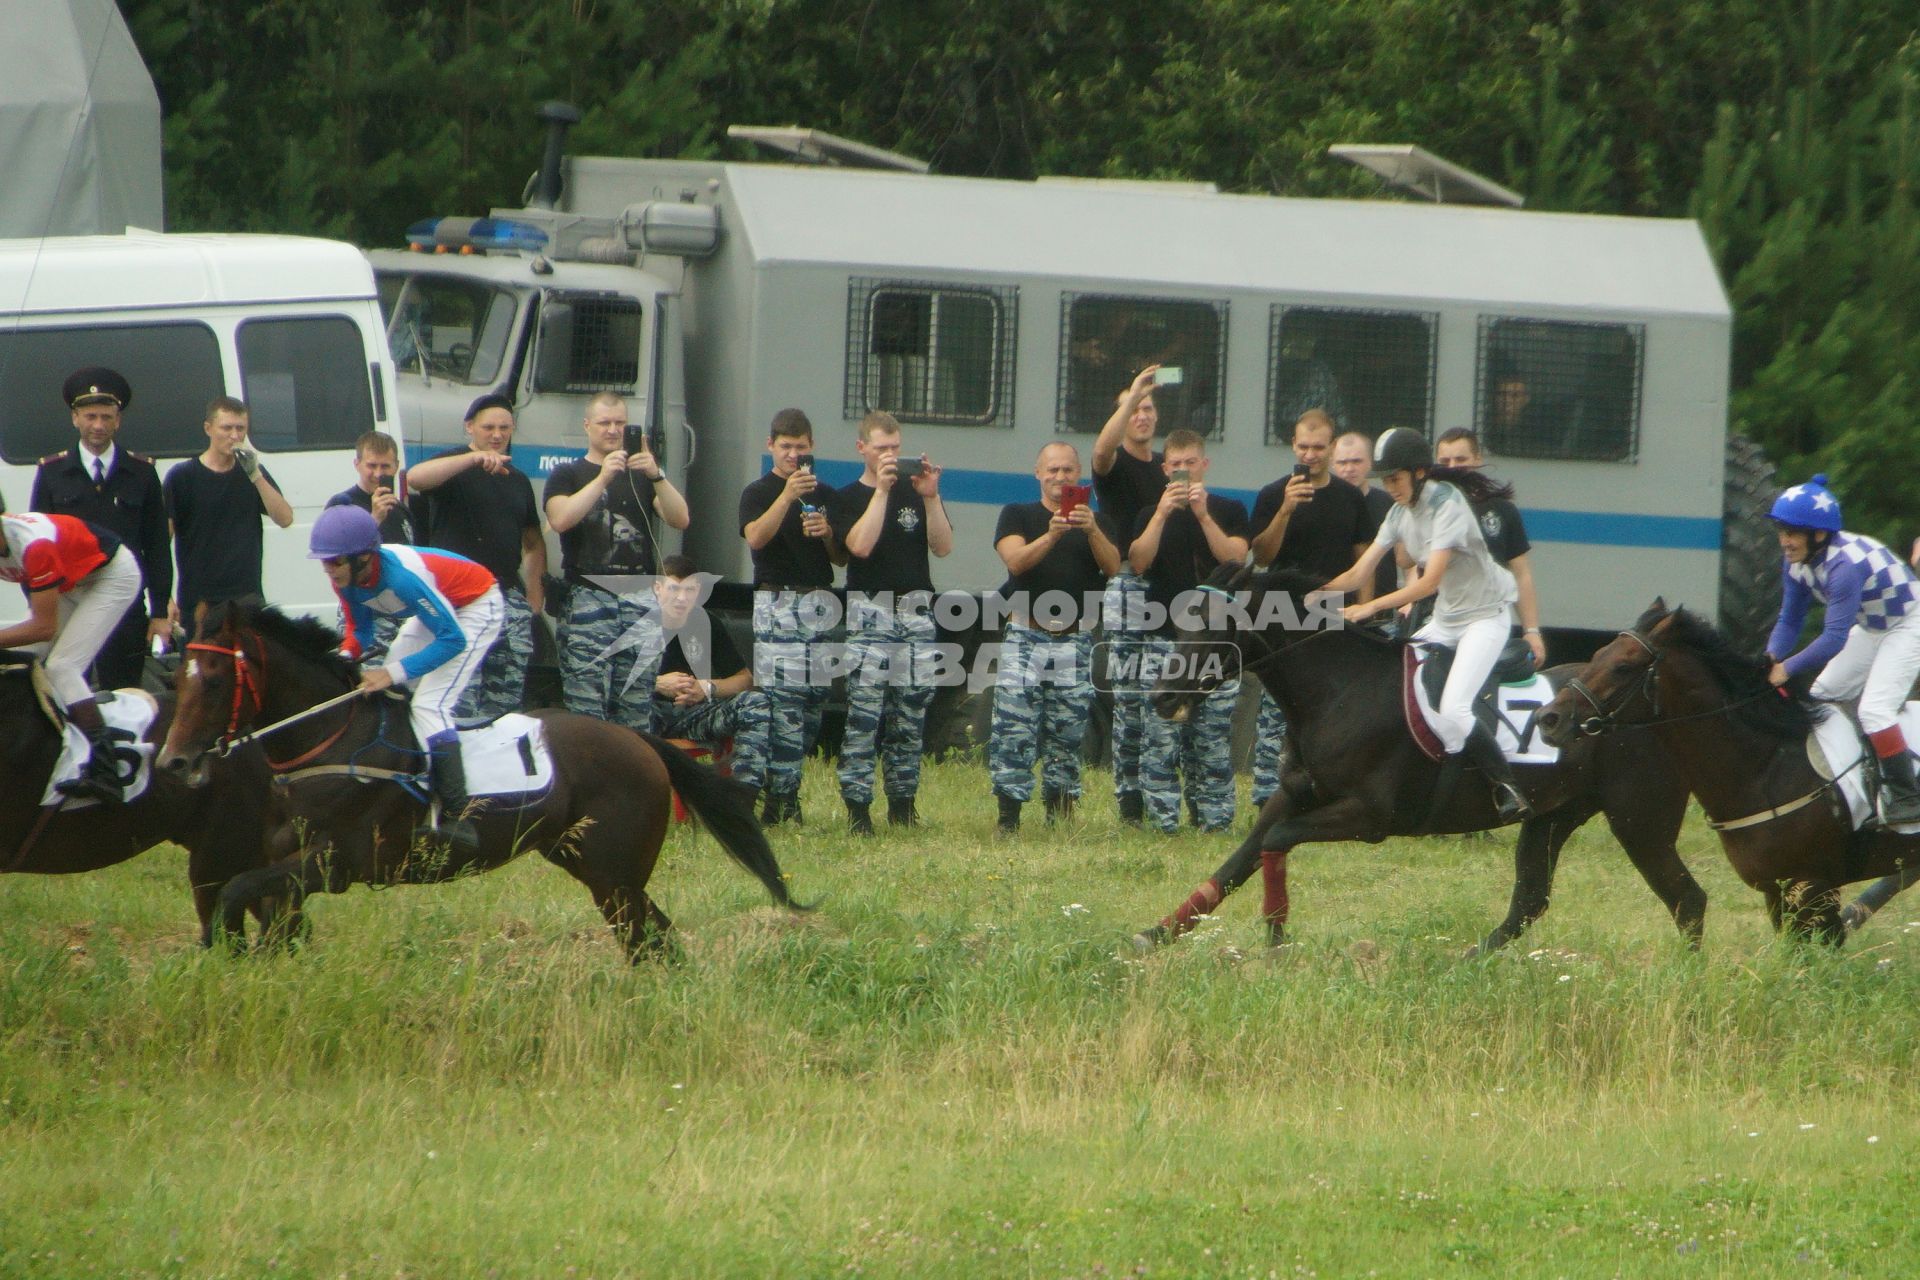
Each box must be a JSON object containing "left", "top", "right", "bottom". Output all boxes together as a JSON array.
[{"left": 124, "top": 0, "right": 1917, "bottom": 540}]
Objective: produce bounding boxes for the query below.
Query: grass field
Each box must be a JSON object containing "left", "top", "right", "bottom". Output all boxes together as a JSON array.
[{"left": 2, "top": 758, "right": 1917, "bottom": 1279}]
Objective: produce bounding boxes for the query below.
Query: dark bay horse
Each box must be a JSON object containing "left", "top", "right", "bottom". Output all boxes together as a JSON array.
[
  {"left": 154, "top": 604, "right": 805, "bottom": 960},
  {"left": 1135, "top": 567, "right": 1709, "bottom": 953},
  {"left": 0, "top": 657, "right": 275, "bottom": 945},
  {"left": 1537, "top": 600, "right": 1915, "bottom": 942}
]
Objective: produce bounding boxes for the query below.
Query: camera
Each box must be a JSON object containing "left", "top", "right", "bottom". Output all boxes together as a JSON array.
[
  {"left": 1059, "top": 483, "right": 1092, "bottom": 515},
  {"left": 376, "top": 477, "right": 395, "bottom": 493},
  {"left": 1292, "top": 463, "right": 1312, "bottom": 481},
  {"left": 1170, "top": 467, "right": 1191, "bottom": 485},
  {"left": 1156, "top": 366, "right": 1184, "bottom": 386},
  {"left": 795, "top": 453, "right": 815, "bottom": 472},
  {"left": 622, "top": 424, "right": 647, "bottom": 457},
  {"left": 894, "top": 457, "right": 925, "bottom": 482}
]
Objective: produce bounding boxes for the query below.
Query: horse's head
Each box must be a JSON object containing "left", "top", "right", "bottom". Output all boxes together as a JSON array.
[
  {"left": 1538, "top": 599, "right": 1674, "bottom": 746},
  {"left": 156, "top": 602, "right": 263, "bottom": 787}
]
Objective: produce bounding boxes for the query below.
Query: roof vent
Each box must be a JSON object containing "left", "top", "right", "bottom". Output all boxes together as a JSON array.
[
  {"left": 726, "top": 125, "right": 929, "bottom": 173},
  {"left": 1328, "top": 144, "right": 1523, "bottom": 207}
]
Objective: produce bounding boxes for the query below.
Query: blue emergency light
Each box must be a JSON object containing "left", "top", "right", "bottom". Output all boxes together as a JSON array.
[{"left": 404, "top": 217, "right": 550, "bottom": 253}]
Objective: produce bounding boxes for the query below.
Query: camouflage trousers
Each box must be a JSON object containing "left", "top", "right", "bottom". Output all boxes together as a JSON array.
[
  {"left": 460, "top": 585, "right": 534, "bottom": 724},
  {"left": 1251, "top": 689, "right": 1288, "bottom": 808},
  {"left": 753, "top": 589, "right": 835, "bottom": 799},
  {"left": 837, "top": 595, "right": 938, "bottom": 805},
  {"left": 558, "top": 584, "right": 663, "bottom": 731},
  {"left": 1101, "top": 571, "right": 1153, "bottom": 798},
  {"left": 1139, "top": 636, "right": 1239, "bottom": 833},
  {"left": 652, "top": 690, "right": 771, "bottom": 790},
  {"left": 988, "top": 625, "right": 1095, "bottom": 803}
]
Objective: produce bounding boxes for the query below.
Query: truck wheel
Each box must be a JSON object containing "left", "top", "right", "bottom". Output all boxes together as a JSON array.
[{"left": 1720, "top": 432, "right": 1780, "bottom": 641}]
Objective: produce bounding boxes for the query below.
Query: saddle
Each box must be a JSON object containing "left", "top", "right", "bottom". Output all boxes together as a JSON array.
[{"left": 1416, "top": 637, "right": 1538, "bottom": 720}]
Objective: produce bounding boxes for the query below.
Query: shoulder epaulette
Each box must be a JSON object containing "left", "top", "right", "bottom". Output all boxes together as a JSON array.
[
  {"left": 126, "top": 452, "right": 155, "bottom": 466},
  {"left": 37, "top": 450, "right": 70, "bottom": 466}
]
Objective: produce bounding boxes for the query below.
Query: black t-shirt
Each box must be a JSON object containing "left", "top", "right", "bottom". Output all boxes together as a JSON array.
[
  {"left": 163, "top": 457, "right": 280, "bottom": 615},
  {"left": 411, "top": 447, "right": 540, "bottom": 590},
  {"left": 1249, "top": 473, "right": 1374, "bottom": 582},
  {"left": 1131, "top": 495, "right": 1251, "bottom": 629},
  {"left": 826, "top": 480, "right": 935, "bottom": 596},
  {"left": 1093, "top": 447, "right": 1165, "bottom": 558},
  {"left": 1362, "top": 486, "right": 1396, "bottom": 597},
  {"left": 738, "top": 470, "right": 836, "bottom": 589},
  {"left": 993, "top": 501, "right": 1118, "bottom": 611},
  {"left": 659, "top": 620, "right": 747, "bottom": 681},
  {"left": 326, "top": 484, "right": 414, "bottom": 546},
  {"left": 542, "top": 458, "right": 660, "bottom": 581},
  {"left": 1471, "top": 497, "right": 1532, "bottom": 567}
]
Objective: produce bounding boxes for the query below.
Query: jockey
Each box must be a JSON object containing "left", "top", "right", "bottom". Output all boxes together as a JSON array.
[
  {"left": 1320, "top": 428, "right": 1533, "bottom": 820},
  {"left": 0, "top": 511, "right": 146, "bottom": 803},
  {"left": 308, "top": 504, "right": 504, "bottom": 847},
  {"left": 1766, "top": 474, "right": 1920, "bottom": 824}
]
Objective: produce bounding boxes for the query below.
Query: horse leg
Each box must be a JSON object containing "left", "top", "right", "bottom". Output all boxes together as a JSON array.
[
  {"left": 1842, "top": 869, "right": 1920, "bottom": 935},
  {"left": 1468, "top": 806, "right": 1593, "bottom": 957},
  {"left": 1783, "top": 879, "right": 1846, "bottom": 946},
  {"left": 1604, "top": 804, "right": 1709, "bottom": 949}
]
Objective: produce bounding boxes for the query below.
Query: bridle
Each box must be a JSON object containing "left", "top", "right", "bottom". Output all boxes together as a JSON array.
[
  {"left": 184, "top": 634, "right": 359, "bottom": 769},
  {"left": 1564, "top": 628, "right": 1662, "bottom": 735}
]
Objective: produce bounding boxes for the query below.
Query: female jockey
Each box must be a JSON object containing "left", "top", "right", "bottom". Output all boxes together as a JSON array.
[
  {"left": 1766, "top": 474, "right": 1920, "bottom": 824},
  {"left": 309, "top": 504, "right": 504, "bottom": 846},
  {"left": 1321, "top": 428, "right": 1532, "bottom": 820},
  {"left": 0, "top": 511, "right": 146, "bottom": 803}
]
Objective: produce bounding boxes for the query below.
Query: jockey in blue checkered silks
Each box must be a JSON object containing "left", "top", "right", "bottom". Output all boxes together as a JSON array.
[{"left": 1767, "top": 473, "right": 1920, "bottom": 824}]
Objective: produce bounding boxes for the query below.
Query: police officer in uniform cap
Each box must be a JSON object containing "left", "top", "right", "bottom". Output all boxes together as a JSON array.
[{"left": 29, "top": 368, "right": 172, "bottom": 688}]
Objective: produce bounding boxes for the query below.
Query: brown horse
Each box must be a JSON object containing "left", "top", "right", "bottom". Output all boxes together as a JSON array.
[
  {"left": 1537, "top": 600, "right": 1914, "bottom": 941},
  {"left": 154, "top": 604, "right": 805, "bottom": 960},
  {"left": 0, "top": 655, "right": 275, "bottom": 944}
]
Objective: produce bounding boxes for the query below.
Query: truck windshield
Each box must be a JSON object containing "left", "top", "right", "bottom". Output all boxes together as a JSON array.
[{"left": 377, "top": 273, "right": 518, "bottom": 386}]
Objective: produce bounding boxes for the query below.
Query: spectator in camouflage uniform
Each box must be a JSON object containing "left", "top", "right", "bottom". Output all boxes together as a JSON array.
[
  {"left": 739, "top": 408, "right": 844, "bottom": 825},
  {"left": 825, "top": 411, "right": 953, "bottom": 834},
  {"left": 647, "top": 555, "right": 771, "bottom": 799},
  {"left": 406, "top": 394, "right": 547, "bottom": 721},
  {"left": 1129, "top": 430, "right": 1251, "bottom": 833},
  {"left": 542, "top": 391, "right": 691, "bottom": 729},
  {"left": 988, "top": 442, "right": 1119, "bottom": 833}
]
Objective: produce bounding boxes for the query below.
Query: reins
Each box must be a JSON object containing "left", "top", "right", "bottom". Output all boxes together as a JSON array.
[{"left": 186, "top": 639, "right": 364, "bottom": 767}]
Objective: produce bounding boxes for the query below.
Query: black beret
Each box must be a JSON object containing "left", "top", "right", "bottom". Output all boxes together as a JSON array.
[
  {"left": 464, "top": 392, "right": 515, "bottom": 422},
  {"left": 64, "top": 366, "right": 132, "bottom": 410}
]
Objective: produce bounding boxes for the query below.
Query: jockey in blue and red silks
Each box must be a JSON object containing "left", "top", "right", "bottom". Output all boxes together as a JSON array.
[
  {"left": 1766, "top": 473, "right": 1920, "bottom": 825},
  {"left": 308, "top": 504, "right": 503, "bottom": 846}
]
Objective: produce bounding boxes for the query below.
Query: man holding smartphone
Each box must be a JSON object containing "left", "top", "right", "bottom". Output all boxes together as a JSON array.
[
  {"left": 325, "top": 431, "right": 413, "bottom": 661},
  {"left": 988, "top": 442, "right": 1120, "bottom": 832},
  {"left": 542, "top": 390, "right": 691, "bottom": 729},
  {"left": 825, "top": 410, "right": 953, "bottom": 834},
  {"left": 739, "top": 407, "right": 844, "bottom": 824},
  {"left": 1246, "top": 409, "right": 1377, "bottom": 807}
]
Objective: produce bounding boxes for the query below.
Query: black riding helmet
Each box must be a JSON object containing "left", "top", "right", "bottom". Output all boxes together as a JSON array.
[{"left": 1373, "top": 428, "right": 1432, "bottom": 498}]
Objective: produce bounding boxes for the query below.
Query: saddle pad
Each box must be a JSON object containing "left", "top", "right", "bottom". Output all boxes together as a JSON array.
[
  {"left": 1807, "top": 702, "right": 1920, "bottom": 834},
  {"left": 1403, "top": 646, "right": 1561, "bottom": 766},
  {"left": 459, "top": 713, "right": 555, "bottom": 798},
  {"left": 41, "top": 689, "right": 160, "bottom": 809}
]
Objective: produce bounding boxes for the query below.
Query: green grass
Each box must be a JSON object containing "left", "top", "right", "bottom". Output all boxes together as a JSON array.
[{"left": 2, "top": 759, "right": 1917, "bottom": 1278}]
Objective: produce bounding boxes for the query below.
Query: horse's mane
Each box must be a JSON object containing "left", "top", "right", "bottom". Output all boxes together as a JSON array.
[
  {"left": 1635, "top": 601, "right": 1816, "bottom": 740},
  {"left": 212, "top": 601, "right": 359, "bottom": 686}
]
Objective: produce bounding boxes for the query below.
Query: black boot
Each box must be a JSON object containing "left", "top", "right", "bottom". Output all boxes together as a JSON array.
[
  {"left": 1117, "top": 791, "right": 1144, "bottom": 827},
  {"left": 762, "top": 790, "right": 801, "bottom": 827},
  {"left": 1878, "top": 750, "right": 1920, "bottom": 826},
  {"left": 1462, "top": 724, "right": 1533, "bottom": 822},
  {"left": 55, "top": 699, "right": 125, "bottom": 805},
  {"left": 426, "top": 733, "right": 481, "bottom": 849},
  {"left": 847, "top": 800, "right": 874, "bottom": 836},
  {"left": 1043, "top": 790, "right": 1075, "bottom": 824},
  {"left": 996, "top": 793, "right": 1022, "bottom": 835},
  {"left": 887, "top": 795, "right": 920, "bottom": 828}
]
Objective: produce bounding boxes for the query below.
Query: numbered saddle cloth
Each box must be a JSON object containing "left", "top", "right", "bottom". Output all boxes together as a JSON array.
[
  {"left": 1807, "top": 702, "right": 1920, "bottom": 834},
  {"left": 1402, "top": 643, "right": 1560, "bottom": 766},
  {"left": 43, "top": 688, "right": 160, "bottom": 809},
  {"left": 457, "top": 713, "right": 556, "bottom": 800}
]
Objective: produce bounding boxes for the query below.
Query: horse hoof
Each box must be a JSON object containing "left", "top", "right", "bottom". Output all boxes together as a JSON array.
[
  {"left": 1130, "top": 925, "right": 1168, "bottom": 953},
  {"left": 1839, "top": 904, "right": 1869, "bottom": 934}
]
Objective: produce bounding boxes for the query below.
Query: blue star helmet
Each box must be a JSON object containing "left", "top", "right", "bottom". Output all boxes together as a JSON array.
[
  {"left": 308, "top": 504, "right": 382, "bottom": 559},
  {"left": 1768, "top": 473, "right": 1843, "bottom": 532}
]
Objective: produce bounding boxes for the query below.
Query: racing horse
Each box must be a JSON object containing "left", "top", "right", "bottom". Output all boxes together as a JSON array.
[
  {"left": 1537, "top": 600, "right": 1915, "bottom": 942},
  {"left": 0, "top": 653, "right": 276, "bottom": 945},
  {"left": 154, "top": 603, "right": 805, "bottom": 960},
  {"left": 1134, "top": 566, "right": 1710, "bottom": 953}
]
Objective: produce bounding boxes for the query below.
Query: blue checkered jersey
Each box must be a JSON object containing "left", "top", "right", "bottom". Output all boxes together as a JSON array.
[{"left": 1767, "top": 530, "right": 1920, "bottom": 676}]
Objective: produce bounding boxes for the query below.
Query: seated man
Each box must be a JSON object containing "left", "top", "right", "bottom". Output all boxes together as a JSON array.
[{"left": 649, "top": 555, "right": 772, "bottom": 806}]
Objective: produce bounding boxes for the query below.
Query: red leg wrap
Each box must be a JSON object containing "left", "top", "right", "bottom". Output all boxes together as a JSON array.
[
  {"left": 1261, "top": 850, "right": 1290, "bottom": 925},
  {"left": 1162, "top": 879, "right": 1223, "bottom": 936}
]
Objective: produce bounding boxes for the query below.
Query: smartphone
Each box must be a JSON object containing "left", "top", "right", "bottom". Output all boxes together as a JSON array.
[
  {"left": 1170, "top": 468, "right": 1191, "bottom": 485},
  {"left": 623, "top": 423, "right": 647, "bottom": 456},
  {"left": 1156, "top": 366, "right": 1184, "bottom": 386},
  {"left": 795, "top": 453, "right": 815, "bottom": 472},
  {"left": 1292, "top": 463, "right": 1312, "bottom": 481},
  {"left": 375, "top": 477, "right": 395, "bottom": 493},
  {"left": 895, "top": 457, "right": 925, "bottom": 482},
  {"left": 1059, "top": 483, "right": 1092, "bottom": 515}
]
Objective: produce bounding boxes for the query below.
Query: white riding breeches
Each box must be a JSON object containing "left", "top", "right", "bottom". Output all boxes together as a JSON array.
[
  {"left": 1809, "top": 612, "right": 1920, "bottom": 734},
  {"left": 1415, "top": 609, "right": 1514, "bottom": 754},
  {"left": 37, "top": 546, "right": 143, "bottom": 706},
  {"left": 387, "top": 586, "right": 504, "bottom": 743}
]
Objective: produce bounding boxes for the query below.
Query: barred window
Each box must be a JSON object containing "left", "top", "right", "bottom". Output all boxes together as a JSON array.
[
  {"left": 536, "top": 292, "right": 644, "bottom": 393},
  {"left": 844, "top": 280, "right": 1016, "bottom": 425},
  {"left": 1475, "top": 318, "right": 1643, "bottom": 462},
  {"left": 1266, "top": 306, "right": 1436, "bottom": 443},
  {"left": 1057, "top": 294, "right": 1227, "bottom": 436}
]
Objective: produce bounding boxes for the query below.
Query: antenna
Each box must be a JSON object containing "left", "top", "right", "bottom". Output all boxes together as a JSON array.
[{"left": 1328, "top": 144, "right": 1524, "bottom": 207}]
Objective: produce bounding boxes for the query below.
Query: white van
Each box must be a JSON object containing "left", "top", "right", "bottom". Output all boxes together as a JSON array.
[{"left": 0, "top": 230, "right": 403, "bottom": 623}]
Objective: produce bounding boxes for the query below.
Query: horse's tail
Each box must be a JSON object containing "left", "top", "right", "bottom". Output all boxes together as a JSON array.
[{"left": 638, "top": 732, "right": 808, "bottom": 911}]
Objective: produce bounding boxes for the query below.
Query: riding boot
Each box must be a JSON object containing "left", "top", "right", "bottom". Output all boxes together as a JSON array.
[
  {"left": 996, "top": 793, "right": 1022, "bottom": 836},
  {"left": 1461, "top": 724, "right": 1534, "bottom": 822},
  {"left": 887, "top": 795, "right": 920, "bottom": 828},
  {"left": 426, "top": 732, "right": 481, "bottom": 849},
  {"left": 1877, "top": 749, "right": 1920, "bottom": 826},
  {"left": 847, "top": 800, "right": 875, "bottom": 837},
  {"left": 55, "top": 699, "right": 125, "bottom": 805},
  {"left": 1117, "top": 791, "right": 1144, "bottom": 827},
  {"left": 1043, "top": 789, "right": 1075, "bottom": 824}
]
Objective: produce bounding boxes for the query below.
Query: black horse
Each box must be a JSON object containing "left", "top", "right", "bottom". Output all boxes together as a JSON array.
[
  {"left": 0, "top": 657, "right": 276, "bottom": 944},
  {"left": 156, "top": 604, "right": 805, "bottom": 960},
  {"left": 1135, "top": 566, "right": 1709, "bottom": 953}
]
